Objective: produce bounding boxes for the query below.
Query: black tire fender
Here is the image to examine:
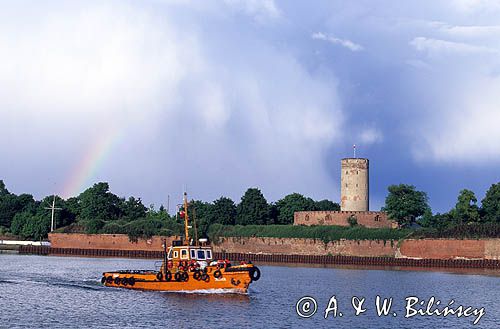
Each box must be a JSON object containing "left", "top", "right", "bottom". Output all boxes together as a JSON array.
[
  {"left": 165, "top": 271, "right": 172, "bottom": 282},
  {"left": 156, "top": 272, "right": 163, "bottom": 281},
  {"left": 213, "top": 269, "right": 222, "bottom": 279},
  {"left": 250, "top": 267, "right": 261, "bottom": 282}
]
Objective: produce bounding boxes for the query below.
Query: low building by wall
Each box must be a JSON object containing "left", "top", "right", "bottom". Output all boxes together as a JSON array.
[{"left": 294, "top": 211, "right": 396, "bottom": 228}]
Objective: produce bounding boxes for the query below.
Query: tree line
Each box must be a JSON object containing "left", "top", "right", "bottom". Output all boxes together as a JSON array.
[
  {"left": 0, "top": 180, "right": 339, "bottom": 240},
  {"left": 2, "top": 178, "right": 500, "bottom": 241},
  {"left": 383, "top": 183, "right": 500, "bottom": 231}
]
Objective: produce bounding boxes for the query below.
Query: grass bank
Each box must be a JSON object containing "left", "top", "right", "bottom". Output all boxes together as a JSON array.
[{"left": 208, "top": 224, "right": 412, "bottom": 243}]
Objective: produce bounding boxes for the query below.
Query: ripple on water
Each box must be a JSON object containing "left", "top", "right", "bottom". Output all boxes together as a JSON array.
[{"left": 0, "top": 254, "right": 498, "bottom": 329}]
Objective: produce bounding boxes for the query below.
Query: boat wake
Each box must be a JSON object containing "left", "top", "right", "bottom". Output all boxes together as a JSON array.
[{"left": 160, "top": 288, "right": 246, "bottom": 295}]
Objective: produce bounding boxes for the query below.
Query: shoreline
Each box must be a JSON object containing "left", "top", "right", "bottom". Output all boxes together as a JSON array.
[{"left": 17, "top": 245, "right": 500, "bottom": 270}]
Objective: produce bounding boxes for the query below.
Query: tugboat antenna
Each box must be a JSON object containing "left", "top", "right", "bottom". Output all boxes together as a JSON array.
[
  {"left": 183, "top": 192, "right": 190, "bottom": 246},
  {"left": 192, "top": 208, "right": 199, "bottom": 246}
]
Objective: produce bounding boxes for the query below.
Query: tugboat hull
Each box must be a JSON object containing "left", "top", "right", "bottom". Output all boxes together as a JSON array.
[{"left": 102, "top": 266, "right": 258, "bottom": 294}]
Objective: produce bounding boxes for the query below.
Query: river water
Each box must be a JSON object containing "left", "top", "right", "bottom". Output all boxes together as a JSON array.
[{"left": 0, "top": 254, "right": 498, "bottom": 328}]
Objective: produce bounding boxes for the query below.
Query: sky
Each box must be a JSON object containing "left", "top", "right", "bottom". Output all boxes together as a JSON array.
[{"left": 1, "top": 0, "right": 500, "bottom": 213}]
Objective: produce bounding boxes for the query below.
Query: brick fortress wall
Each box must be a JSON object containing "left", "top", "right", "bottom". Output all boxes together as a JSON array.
[
  {"left": 49, "top": 233, "right": 500, "bottom": 260},
  {"left": 294, "top": 211, "right": 396, "bottom": 228}
]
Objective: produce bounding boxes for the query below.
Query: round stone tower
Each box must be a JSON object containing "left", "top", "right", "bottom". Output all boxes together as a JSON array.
[{"left": 341, "top": 158, "right": 369, "bottom": 211}]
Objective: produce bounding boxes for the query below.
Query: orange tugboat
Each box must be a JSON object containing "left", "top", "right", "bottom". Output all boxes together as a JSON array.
[{"left": 101, "top": 193, "right": 261, "bottom": 293}]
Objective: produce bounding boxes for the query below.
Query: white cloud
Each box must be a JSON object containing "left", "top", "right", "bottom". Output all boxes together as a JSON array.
[
  {"left": 0, "top": 1, "right": 342, "bottom": 203},
  {"left": 453, "top": 0, "right": 500, "bottom": 13},
  {"left": 410, "top": 37, "right": 497, "bottom": 56},
  {"left": 223, "top": 0, "right": 281, "bottom": 22},
  {"left": 415, "top": 75, "right": 500, "bottom": 163},
  {"left": 405, "top": 59, "right": 431, "bottom": 70},
  {"left": 439, "top": 24, "right": 500, "bottom": 38},
  {"left": 312, "top": 32, "right": 364, "bottom": 52},
  {"left": 359, "top": 127, "right": 383, "bottom": 145}
]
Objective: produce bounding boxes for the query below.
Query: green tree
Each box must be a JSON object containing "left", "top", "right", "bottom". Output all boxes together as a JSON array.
[
  {"left": 120, "top": 196, "right": 147, "bottom": 221},
  {"left": 37, "top": 195, "right": 65, "bottom": 228},
  {"left": 64, "top": 197, "right": 81, "bottom": 220},
  {"left": 0, "top": 180, "right": 9, "bottom": 196},
  {"left": 236, "top": 188, "right": 270, "bottom": 225},
  {"left": 147, "top": 204, "right": 182, "bottom": 236},
  {"left": 454, "top": 189, "right": 480, "bottom": 224},
  {"left": 481, "top": 183, "right": 500, "bottom": 222},
  {"left": 58, "top": 205, "right": 78, "bottom": 228},
  {"left": 146, "top": 204, "right": 170, "bottom": 221},
  {"left": 314, "top": 199, "right": 341, "bottom": 211},
  {"left": 78, "top": 182, "right": 122, "bottom": 221},
  {"left": 83, "top": 218, "right": 106, "bottom": 234},
  {"left": 187, "top": 200, "right": 213, "bottom": 238},
  {"left": 17, "top": 194, "right": 37, "bottom": 213},
  {"left": 209, "top": 197, "right": 237, "bottom": 225},
  {"left": 419, "top": 209, "right": 453, "bottom": 229},
  {"left": 24, "top": 215, "right": 50, "bottom": 240},
  {"left": 268, "top": 204, "right": 279, "bottom": 225},
  {"left": 0, "top": 194, "right": 20, "bottom": 228},
  {"left": 11, "top": 212, "right": 50, "bottom": 240},
  {"left": 275, "top": 193, "right": 316, "bottom": 225},
  {"left": 11, "top": 211, "right": 31, "bottom": 236},
  {"left": 382, "top": 184, "right": 430, "bottom": 227},
  {"left": 124, "top": 218, "right": 164, "bottom": 242}
]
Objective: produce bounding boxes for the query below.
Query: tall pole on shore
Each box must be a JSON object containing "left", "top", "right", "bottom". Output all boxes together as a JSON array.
[
  {"left": 167, "top": 195, "right": 170, "bottom": 214},
  {"left": 45, "top": 195, "right": 62, "bottom": 232}
]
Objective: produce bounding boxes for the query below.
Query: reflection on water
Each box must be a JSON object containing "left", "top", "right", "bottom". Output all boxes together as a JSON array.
[
  {"left": 261, "top": 261, "right": 500, "bottom": 277},
  {"left": 159, "top": 290, "right": 251, "bottom": 303},
  {"left": 0, "top": 254, "right": 498, "bottom": 329}
]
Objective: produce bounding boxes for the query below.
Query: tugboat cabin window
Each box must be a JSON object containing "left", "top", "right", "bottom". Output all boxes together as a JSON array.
[
  {"left": 173, "top": 251, "right": 179, "bottom": 258},
  {"left": 206, "top": 250, "right": 212, "bottom": 259},
  {"left": 197, "top": 250, "right": 205, "bottom": 260},
  {"left": 181, "top": 249, "right": 188, "bottom": 259},
  {"left": 190, "top": 249, "right": 196, "bottom": 259},
  {"left": 167, "top": 249, "right": 173, "bottom": 259}
]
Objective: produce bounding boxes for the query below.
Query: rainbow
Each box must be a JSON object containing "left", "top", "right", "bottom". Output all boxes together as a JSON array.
[{"left": 61, "top": 127, "right": 121, "bottom": 199}]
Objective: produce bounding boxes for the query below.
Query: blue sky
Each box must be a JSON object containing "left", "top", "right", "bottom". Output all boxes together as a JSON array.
[{"left": 1, "top": 0, "right": 499, "bottom": 213}]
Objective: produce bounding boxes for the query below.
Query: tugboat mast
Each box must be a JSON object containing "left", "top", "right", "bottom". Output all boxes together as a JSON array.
[{"left": 183, "top": 192, "right": 190, "bottom": 245}]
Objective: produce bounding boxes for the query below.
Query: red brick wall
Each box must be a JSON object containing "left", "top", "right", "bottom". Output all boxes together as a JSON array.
[
  {"left": 213, "top": 237, "right": 397, "bottom": 257},
  {"left": 399, "top": 239, "right": 486, "bottom": 260},
  {"left": 48, "top": 233, "right": 500, "bottom": 260},
  {"left": 49, "top": 233, "right": 176, "bottom": 251},
  {"left": 485, "top": 240, "right": 500, "bottom": 260},
  {"left": 294, "top": 211, "right": 396, "bottom": 228}
]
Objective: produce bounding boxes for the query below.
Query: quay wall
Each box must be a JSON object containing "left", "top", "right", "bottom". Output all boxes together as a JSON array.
[
  {"left": 48, "top": 233, "right": 177, "bottom": 251},
  {"left": 47, "top": 233, "right": 500, "bottom": 261}
]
